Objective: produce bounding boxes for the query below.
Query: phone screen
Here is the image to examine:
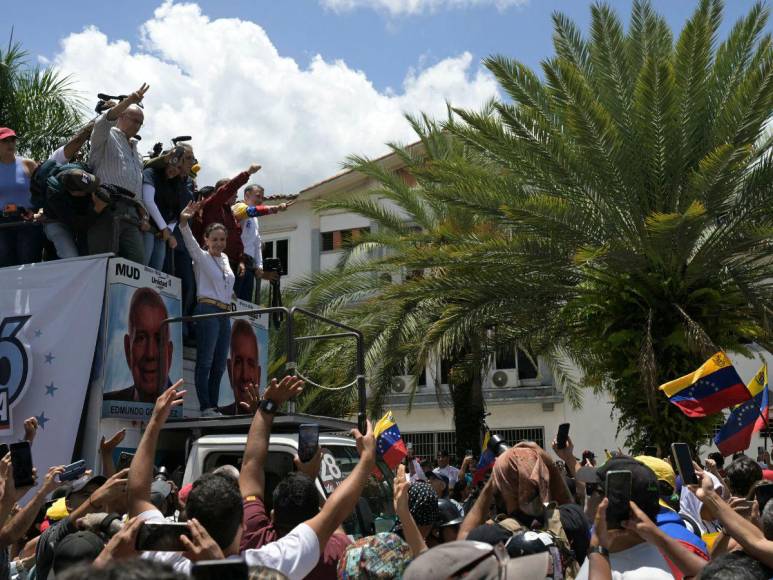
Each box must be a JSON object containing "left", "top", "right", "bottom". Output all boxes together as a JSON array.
[
  {"left": 671, "top": 443, "right": 698, "bottom": 485},
  {"left": 298, "top": 423, "right": 320, "bottom": 463},
  {"left": 135, "top": 523, "right": 191, "bottom": 551},
  {"left": 10, "top": 442, "right": 34, "bottom": 488},
  {"left": 756, "top": 483, "right": 773, "bottom": 513},
  {"left": 192, "top": 559, "right": 248, "bottom": 580},
  {"left": 59, "top": 460, "right": 87, "bottom": 482},
  {"left": 117, "top": 452, "right": 135, "bottom": 471},
  {"left": 556, "top": 423, "right": 570, "bottom": 449},
  {"left": 605, "top": 470, "right": 632, "bottom": 529}
]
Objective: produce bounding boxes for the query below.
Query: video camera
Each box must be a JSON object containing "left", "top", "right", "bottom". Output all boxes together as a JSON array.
[
  {"left": 263, "top": 257, "right": 283, "bottom": 276},
  {"left": 147, "top": 136, "right": 192, "bottom": 160},
  {"left": 95, "top": 92, "right": 145, "bottom": 113}
]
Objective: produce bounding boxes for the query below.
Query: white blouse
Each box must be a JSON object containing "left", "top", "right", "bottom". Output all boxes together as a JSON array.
[{"left": 180, "top": 223, "right": 235, "bottom": 304}]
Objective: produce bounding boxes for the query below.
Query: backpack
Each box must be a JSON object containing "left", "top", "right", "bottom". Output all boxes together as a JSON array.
[{"left": 29, "top": 159, "right": 90, "bottom": 209}]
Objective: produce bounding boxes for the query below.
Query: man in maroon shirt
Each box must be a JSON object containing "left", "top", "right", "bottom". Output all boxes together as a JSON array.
[
  {"left": 194, "top": 163, "right": 261, "bottom": 275},
  {"left": 239, "top": 379, "right": 353, "bottom": 579}
]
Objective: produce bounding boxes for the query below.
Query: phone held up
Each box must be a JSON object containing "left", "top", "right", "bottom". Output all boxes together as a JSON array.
[
  {"left": 556, "top": 423, "right": 570, "bottom": 450},
  {"left": 671, "top": 442, "right": 698, "bottom": 486},
  {"left": 298, "top": 423, "right": 320, "bottom": 463},
  {"left": 605, "top": 470, "right": 632, "bottom": 529},
  {"left": 135, "top": 522, "right": 191, "bottom": 552},
  {"left": 10, "top": 441, "right": 35, "bottom": 488}
]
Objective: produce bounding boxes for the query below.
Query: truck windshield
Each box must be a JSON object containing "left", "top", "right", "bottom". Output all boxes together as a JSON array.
[{"left": 322, "top": 445, "right": 396, "bottom": 537}]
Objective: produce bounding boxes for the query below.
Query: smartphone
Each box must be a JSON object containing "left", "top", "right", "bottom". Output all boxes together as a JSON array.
[
  {"left": 465, "top": 448, "right": 473, "bottom": 457},
  {"left": 10, "top": 442, "right": 34, "bottom": 488},
  {"left": 298, "top": 423, "right": 320, "bottom": 463},
  {"left": 759, "top": 446, "right": 765, "bottom": 457},
  {"left": 135, "top": 522, "right": 191, "bottom": 551},
  {"left": 556, "top": 423, "right": 570, "bottom": 450},
  {"left": 117, "top": 452, "right": 135, "bottom": 471},
  {"left": 756, "top": 483, "right": 773, "bottom": 513},
  {"left": 59, "top": 460, "right": 87, "bottom": 482},
  {"left": 671, "top": 443, "right": 698, "bottom": 485},
  {"left": 406, "top": 442, "right": 413, "bottom": 451},
  {"left": 192, "top": 559, "right": 248, "bottom": 580},
  {"left": 605, "top": 470, "right": 632, "bottom": 529},
  {"left": 644, "top": 446, "right": 658, "bottom": 457}
]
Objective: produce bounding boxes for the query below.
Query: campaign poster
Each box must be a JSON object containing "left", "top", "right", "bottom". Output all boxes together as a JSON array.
[
  {"left": 212, "top": 298, "right": 269, "bottom": 415},
  {"left": 99, "top": 258, "right": 183, "bottom": 420}
]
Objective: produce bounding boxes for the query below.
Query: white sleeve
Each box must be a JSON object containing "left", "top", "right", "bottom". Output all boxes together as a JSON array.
[
  {"left": 254, "top": 224, "right": 263, "bottom": 269},
  {"left": 180, "top": 223, "right": 207, "bottom": 263},
  {"left": 47, "top": 146, "right": 68, "bottom": 164},
  {"left": 244, "top": 523, "right": 320, "bottom": 579},
  {"left": 142, "top": 181, "right": 167, "bottom": 230}
]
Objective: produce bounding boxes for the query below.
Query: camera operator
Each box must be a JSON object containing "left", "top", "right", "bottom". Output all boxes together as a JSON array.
[
  {"left": 0, "top": 127, "right": 44, "bottom": 267},
  {"left": 141, "top": 147, "right": 192, "bottom": 271},
  {"left": 87, "top": 84, "right": 151, "bottom": 264},
  {"left": 231, "top": 184, "right": 290, "bottom": 302}
]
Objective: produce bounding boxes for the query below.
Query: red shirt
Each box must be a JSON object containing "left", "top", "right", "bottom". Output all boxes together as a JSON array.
[
  {"left": 194, "top": 171, "right": 248, "bottom": 266},
  {"left": 241, "top": 498, "right": 351, "bottom": 580},
  {"left": 762, "top": 469, "right": 773, "bottom": 481}
]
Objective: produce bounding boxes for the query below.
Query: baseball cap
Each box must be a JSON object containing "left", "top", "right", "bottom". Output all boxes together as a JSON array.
[
  {"left": 408, "top": 481, "right": 439, "bottom": 526},
  {"left": 67, "top": 475, "right": 107, "bottom": 497},
  {"left": 58, "top": 169, "right": 100, "bottom": 194},
  {"left": 0, "top": 128, "right": 17, "bottom": 140},
  {"left": 53, "top": 530, "right": 105, "bottom": 573},
  {"left": 403, "top": 540, "right": 550, "bottom": 580},
  {"left": 636, "top": 455, "right": 676, "bottom": 490},
  {"left": 150, "top": 479, "right": 173, "bottom": 509}
]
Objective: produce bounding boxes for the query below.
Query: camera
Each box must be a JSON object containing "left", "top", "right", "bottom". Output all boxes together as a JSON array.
[{"left": 487, "top": 433, "right": 509, "bottom": 457}]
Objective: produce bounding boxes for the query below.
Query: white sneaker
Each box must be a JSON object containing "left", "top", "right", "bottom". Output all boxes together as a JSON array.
[{"left": 201, "top": 409, "right": 223, "bottom": 418}]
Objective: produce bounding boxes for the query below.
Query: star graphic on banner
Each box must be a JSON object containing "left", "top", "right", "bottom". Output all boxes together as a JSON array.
[
  {"left": 35, "top": 412, "right": 49, "bottom": 430},
  {"left": 44, "top": 383, "right": 58, "bottom": 397},
  {"left": 44, "top": 352, "right": 55, "bottom": 364},
  {"left": 34, "top": 329, "right": 42, "bottom": 338}
]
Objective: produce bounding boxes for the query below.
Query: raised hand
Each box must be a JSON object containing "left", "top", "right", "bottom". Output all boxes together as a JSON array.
[
  {"left": 623, "top": 500, "right": 660, "bottom": 543},
  {"left": 41, "top": 466, "right": 65, "bottom": 494},
  {"left": 238, "top": 382, "right": 261, "bottom": 414},
  {"left": 93, "top": 515, "right": 142, "bottom": 567},
  {"left": 179, "top": 201, "right": 202, "bottom": 225},
  {"left": 263, "top": 375, "right": 304, "bottom": 406},
  {"left": 393, "top": 464, "right": 410, "bottom": 515},
  {"left": 294, "top": 448, "right": 323, "bottom": 480},
  {"left": 90, "top": 468, "right": 130, "bottom": 512},
  {"left": 127, "top": 83, "right": 149, "bottom": 105},
  {"left": 181, "top": 518, "right": 224, "bottom": 562},
  {"left": 352, "top": 419, "right": 376, "bottom": 461},
  {"left": 247, "top": 164, "right": 261, "bottom": 175},
  {"left": 23, "top": 417, "right": 38, "bottom": 444},
  {"left": 150, "top": 380, "right": 186, "bottom": 423},
  {"left": 591, "top": 498, "right": 610, "bottom": 549},
  {"left": 100, "top": 429, "right": 126, "bottom": 455}
]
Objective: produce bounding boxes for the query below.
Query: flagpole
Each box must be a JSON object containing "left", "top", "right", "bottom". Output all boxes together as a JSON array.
[{"left": 752, "top": 364, "right": 769, "bottom": 454}]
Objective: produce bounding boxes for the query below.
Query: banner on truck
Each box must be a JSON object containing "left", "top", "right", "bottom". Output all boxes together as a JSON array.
[
  {"left": 214, "top": 298, "right": 269, "bottom": 415},
  {"left": 0, "top": 256, "right": 108, "bottom": 480},
  {"left": 99, "top": 258, "right": 183, "bottom": 420}
]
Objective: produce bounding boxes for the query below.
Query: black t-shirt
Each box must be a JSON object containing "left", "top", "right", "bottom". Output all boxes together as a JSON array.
[{"left": 143, "top": 167, "right": 185, "bottom": 226}]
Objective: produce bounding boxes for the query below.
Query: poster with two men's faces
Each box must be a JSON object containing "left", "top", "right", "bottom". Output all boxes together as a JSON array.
[{"left": 96, "top": 258, "right": 268, "bottom": 420}]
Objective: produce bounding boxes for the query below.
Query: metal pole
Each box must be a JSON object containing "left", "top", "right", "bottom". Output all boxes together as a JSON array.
[{"left": 286, "top": 307, "right": 296, "bottom": 415}]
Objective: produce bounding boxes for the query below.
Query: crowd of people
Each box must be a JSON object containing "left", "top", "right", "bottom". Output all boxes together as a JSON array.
[
  {"left": 0, "top": 378, "right": 772, "bottom": 579},
  {"left": 0, "top": 84, "right": 293, "bottom": 416}
]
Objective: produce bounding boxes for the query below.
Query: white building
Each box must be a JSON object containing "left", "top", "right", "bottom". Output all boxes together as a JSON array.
[{"left": 256, "top": 147, "right": 773, "bottom": 462}]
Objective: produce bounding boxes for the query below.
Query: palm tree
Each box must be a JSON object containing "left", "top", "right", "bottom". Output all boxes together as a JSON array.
[
  {"left": 0, "top": 37, "right": 84, "bottom": 160},
  {"left": 296, "top": 0, "right": 773, "bottom": 452}
]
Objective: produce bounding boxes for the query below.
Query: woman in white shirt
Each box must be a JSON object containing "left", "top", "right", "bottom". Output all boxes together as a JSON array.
[{"left": 179, "top": 200, "right": 234, "bottom": 417}]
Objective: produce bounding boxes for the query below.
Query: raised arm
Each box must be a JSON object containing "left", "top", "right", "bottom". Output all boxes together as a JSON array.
[
  {"left": 99, "top": 428, "right": 126, "bottom": 478},
  {"left": 394, "top": 465, "right": 427, "bottom": 557},
  {"left": 458, "top": 478, "right": 495, "bottom": 540},
  {"left": 0, "top": 466, "right": 64, "bottom": 548},
  {"left": 179, "top": 201, "right": 208, "bottom": 260},
  {"left": 128, "top": 380, "right": 185, "bottom": 517},
  {"left": 207, "top": 164, "right": 260, "bottom": 208},
  {"left": 305, "top": 421, "right": 377, "bottom": 548},
  {"left": 106, "top": 84, "right": 149, "bottom": 121},
  {"left": 62, "top": 120, "right": 96, "bottom": 161},
  {"left": 239, "top": 376, "right": 304, "bottom": 500}
]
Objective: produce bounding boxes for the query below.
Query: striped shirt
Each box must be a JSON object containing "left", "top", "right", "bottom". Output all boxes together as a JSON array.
[{"left": 89, "top": 112, "right": 144, "bottom": 200}]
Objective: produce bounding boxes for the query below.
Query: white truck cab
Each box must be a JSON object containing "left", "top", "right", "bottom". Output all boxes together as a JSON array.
[{"left": 158, "top": 413, "right": 396, "bottom": 538}]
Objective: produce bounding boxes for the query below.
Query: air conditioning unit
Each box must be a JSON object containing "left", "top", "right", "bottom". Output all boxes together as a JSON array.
[
  {"left": 489, "top": 369, "right": 518, "bottom": 388},
  {"left": 391, "top": 375, "right": 416, "bottom": 393}
]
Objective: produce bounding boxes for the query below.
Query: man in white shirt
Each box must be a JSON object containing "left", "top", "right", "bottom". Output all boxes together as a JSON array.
[
  {"left": 433, "top": 449, "right": 461, "bottom": 488},
  {"left": 126, "top": 376, "right": 378, "bottom": 577}
]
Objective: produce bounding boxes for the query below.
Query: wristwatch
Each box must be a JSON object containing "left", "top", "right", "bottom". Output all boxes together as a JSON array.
[
  {"left": 259, "top": 399, "right": 279, "bottom": 415},
  {"left": 589, "top": 546, "right": 610, "bottom": 559}
]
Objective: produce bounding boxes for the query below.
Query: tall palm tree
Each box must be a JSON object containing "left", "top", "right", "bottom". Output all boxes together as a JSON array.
[
  {"left": 0, "top": 38, "right": 84, "bottom": 160},
  {"left": 297, "top": 0, "right": 773, "bottom": 452}
]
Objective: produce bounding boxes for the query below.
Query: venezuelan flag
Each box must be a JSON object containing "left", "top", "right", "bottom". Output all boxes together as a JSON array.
[
  {"left": 472, "top": 432, "right": 496, "bottom": 485},
  {"left": 659, "top": 352, "right": 751, "bottom": 418},
  {"left": 715, "top": 366, "right": 768, "bottom": 456},
  {"left": 373, "top": 411, "right": 408, "bottom": 469}
]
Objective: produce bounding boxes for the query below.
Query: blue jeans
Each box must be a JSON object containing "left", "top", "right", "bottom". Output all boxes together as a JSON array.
[
  {"left": 143, "top": 231, "right": 166, "bottom": 271},
  {"left": 44, "top": 222, "right": 79, "bottom": 259},
  {"left": 0, "top": 223, "right": 44, "bottom": 267},
  {"left": 193, "top": 302, "right": 230, "bottom": 410}
]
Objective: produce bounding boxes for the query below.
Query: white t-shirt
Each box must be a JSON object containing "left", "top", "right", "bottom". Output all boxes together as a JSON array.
[
  {"left": 138, "top": 509, "right": 320, "bottom": 578},
  {"left": 575, "top": 542, "right": 673, "bottom": 580},
  {"left": 679, "top": 471, "right": 722, "bottom": 534},
  {"left": 180, "top": 223, "right": 235, "bottom": 304},
  {"left": 47, "top": 146, "right": 69, "bottom": 165},
  {"left": 433, "top": 465, "right": 461, "bottom": 487}
]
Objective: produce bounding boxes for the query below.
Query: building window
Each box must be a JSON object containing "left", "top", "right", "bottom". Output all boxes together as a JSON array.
[
  {"left": 320, "top": 227, "right": 370, "bottom": 252},
  {"left": 262, "top": 239, "right": 289, "bottom": 276},
  {"left": 494, "top": 346, "right": 540, "bottom": 380},
  {"left": 402, "top": 426, "right": 545, "bottom": 462}
]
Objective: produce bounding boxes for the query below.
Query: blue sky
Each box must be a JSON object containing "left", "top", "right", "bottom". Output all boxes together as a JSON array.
[
  {"left": 9, "top": 0, "right": 768, "bottom": 92},
  {"left": 5, "top": 0, "right": 771, "bottom": 193}
]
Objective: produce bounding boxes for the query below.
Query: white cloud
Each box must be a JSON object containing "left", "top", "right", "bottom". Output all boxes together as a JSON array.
[
  {"left": 53, "top": 1, "right": 499, "bottom": 194},
  {"left": 321, "top": 0, "right": 527, "bottom": 16}
]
